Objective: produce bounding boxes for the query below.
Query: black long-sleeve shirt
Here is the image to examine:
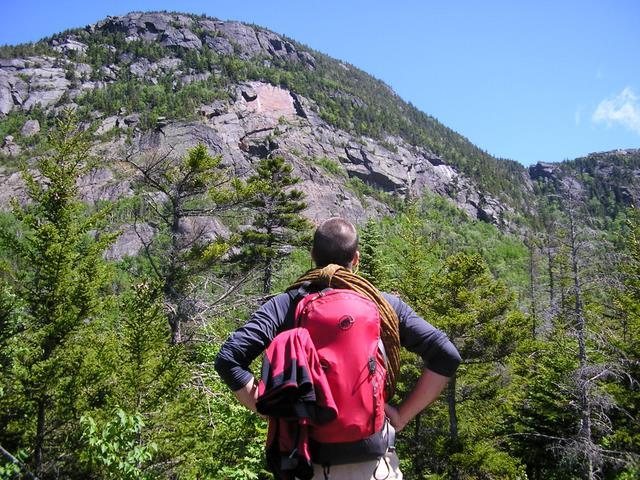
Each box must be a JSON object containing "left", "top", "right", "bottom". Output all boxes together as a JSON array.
[{"left": 215, "top": 291, "right": 461, "bottom": 391}]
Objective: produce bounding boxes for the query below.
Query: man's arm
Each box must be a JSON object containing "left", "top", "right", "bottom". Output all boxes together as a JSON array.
[
  {"left": 385, "top": 369, "right": 450, "bottom": 432},
  {"left": 215, "top": 292, "right": 294, "bottom": 395},
  {"left": 382, "top": 293, "right": 461, "bottom": 432}
]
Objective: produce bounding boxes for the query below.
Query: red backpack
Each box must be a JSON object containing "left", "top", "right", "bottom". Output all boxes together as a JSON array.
[{"left": 293, "top": 287, "right": 389, "bottom": 464}]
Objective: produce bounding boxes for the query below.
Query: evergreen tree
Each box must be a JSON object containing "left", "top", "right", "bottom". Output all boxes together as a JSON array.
[
  {"left": 425, "top": 252, "right": 527, "bottom": 479},
  {"left": 125, "top": 143, "right": 247, "bottom": 343},
  {"left": 0, "top": 114, "right": 115, "bottom": 477},
  {"left": 358, "top": 218, "right": 390, "bottom": 288},
  {"left": 239, "top": 157, "right": 310, "bottom": 295},
  {"left": 606, "top": 209, "right": 640, "bottom": 478}
]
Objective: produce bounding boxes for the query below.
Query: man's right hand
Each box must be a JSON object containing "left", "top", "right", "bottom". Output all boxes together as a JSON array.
[{"left": 234, "top": 377, "right": 260, "bottom": 413}]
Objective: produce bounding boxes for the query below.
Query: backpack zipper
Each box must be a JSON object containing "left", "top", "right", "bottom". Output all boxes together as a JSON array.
[{"left": 369, "top": 356, "right": 377, "bottom": 434}]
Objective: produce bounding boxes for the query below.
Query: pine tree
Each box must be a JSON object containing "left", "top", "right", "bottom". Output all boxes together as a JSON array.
[
  {"left": 606, "top": 209, "right": 640, "bottom": 478},
  {"left": 0, "top": 114, "right": 115, "bottom": 477},
  {"left": 426, "top": 252, "right": 527, "bottom": 479},
  {"left": 239, "top": 157, "right": 310, "bottom": 295},
  {"left": 358, "top": 218, "right": 390, "bottom": 288}
]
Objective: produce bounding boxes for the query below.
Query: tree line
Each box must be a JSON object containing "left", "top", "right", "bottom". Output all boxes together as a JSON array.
[{"left": 0, "top": 116, "right": 638, "bottom": 479}]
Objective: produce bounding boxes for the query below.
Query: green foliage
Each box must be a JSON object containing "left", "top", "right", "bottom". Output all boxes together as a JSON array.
[
  {"left": 313, "top": 156, "right": 346, "bottom": 177},
  {"left": 358, "top": 218, "right": 391, "bottom": 287},
  {"left": 0, "top": 449, "right": 28, "bottom": 480},
  {"left": 77, "top": 76, "right": 227, "bottom": 130},
  {"left": 239, "top": 157, "right": 311, "bottom": 294},
  {"left": 1, "top": 14, "right": 639, "bottom": 479},
  {"left": 125, "top": 143, "right": 249, "bottom": 342},
  {"left": 604, "top": 208, "right": 640, "bottom": 474},
  {"left": 0, "top": 113, "right": 116, "bottom": 476},
  {"left": 0, "top": 41, "right": 56, "bottom": 59},
  {"left": 80, "top": 408, "right": 157, "bottom": 480}
]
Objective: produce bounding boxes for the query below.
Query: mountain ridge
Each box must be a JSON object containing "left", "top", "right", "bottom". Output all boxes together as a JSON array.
[{"left": 0, "top": 11, "right": 638, "bottom": 237}]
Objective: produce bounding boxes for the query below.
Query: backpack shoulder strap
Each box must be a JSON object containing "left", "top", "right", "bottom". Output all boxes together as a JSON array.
[{"left": 284, "top": 282, "right": 311, "bottom": 329}]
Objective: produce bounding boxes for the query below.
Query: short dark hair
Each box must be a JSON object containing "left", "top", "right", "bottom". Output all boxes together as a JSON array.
[{"left": 311, "top": 217, "right": 359, "bottom": 268}]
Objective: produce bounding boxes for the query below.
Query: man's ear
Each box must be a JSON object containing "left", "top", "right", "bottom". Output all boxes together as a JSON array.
[{"left": 352, "top": 250, "right": 360, "bottom": 268}]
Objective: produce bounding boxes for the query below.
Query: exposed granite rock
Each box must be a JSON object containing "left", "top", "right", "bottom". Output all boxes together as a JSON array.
[
  {"left": 51, "top": 38, "right": 88, "bottom": 54},
  {"left": 21, "top": 119, "right": 40, "bottom": 137},
  {"left": 178, "top": 216, "right": 229, "bottom": 246},
  {"left": 91, "top": 12, "right": 316, "bottom": 69},
  {"left": 0, "top": 12, "right": 515, "bottom": 227},
  {"left": 215, "top": 22, "right": 263, "bottom": 57},
  {"left": 77, "top": 168, "right": 134, "bottom": 204},
  {"left": 529, "top": 162, "right": 558, "bottom": 180},
  {"left": 240, "top": 84, "right": 258, "bottom": 101},
  {"left": 123, "top": 113, "right": 141, "bottom": 127},
  {"left": 0, "top": 171, "right": 26, "bottom": 208},
  {"left": 0, "top": 57, "right": 72, "bottom": 114},
  {"left": 204, "top": 35, "right": 234, "bottom": 55},
  {"left": 181, "top": 72, "right": 211, "bottom": 85},
  {"left": 160, "top": 26, "right": 202, "bottom": 49},
  {"left": 1, "top": 135, "right": 20, "bottom": 156},
  {"left": 96, "top": 115, "right": 120, "bottom": 135},
  {"left": 104, "top": 222, "right": 155, "bottom": 260},
  {"left": 199, "top": 101, "right": 228, "bottom": 118},
  {"left": 100, "top": 65, "right": 119, "bottom": 81}
]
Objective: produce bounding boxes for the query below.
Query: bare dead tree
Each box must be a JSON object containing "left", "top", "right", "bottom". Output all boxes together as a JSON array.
[{"left": 550, "top": 182, "right": 627, "bottom": 479}]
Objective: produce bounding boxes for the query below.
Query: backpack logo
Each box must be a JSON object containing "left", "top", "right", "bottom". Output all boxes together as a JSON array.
[{"left": 338, "top": 315, "right": 354, "bottom": 330}]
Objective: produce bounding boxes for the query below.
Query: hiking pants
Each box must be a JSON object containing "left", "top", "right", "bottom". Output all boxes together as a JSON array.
[{"left": 311, "top": 450, "right": 403, "bottom": 480}]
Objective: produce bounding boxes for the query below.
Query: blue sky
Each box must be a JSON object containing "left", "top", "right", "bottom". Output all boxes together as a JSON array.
[{"left": 1, "top": 0, "right": 639, "bottom": 166}]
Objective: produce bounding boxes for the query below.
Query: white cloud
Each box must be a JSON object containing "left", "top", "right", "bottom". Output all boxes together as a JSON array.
[{"left": 592, "top": 87, "right": 640, "bottom": 135}]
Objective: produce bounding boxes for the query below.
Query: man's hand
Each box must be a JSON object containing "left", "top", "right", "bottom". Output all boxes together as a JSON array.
[
  {"left": 385, "top": 403, "right": 408, "bottom": 432},
  {"left": 234, "top": 377, "right": 260, "bottom": 413}
]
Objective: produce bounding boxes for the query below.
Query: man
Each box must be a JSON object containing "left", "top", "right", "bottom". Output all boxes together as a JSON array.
[{"left": 215, "top": 217, "right": 461, "bottom": 479}]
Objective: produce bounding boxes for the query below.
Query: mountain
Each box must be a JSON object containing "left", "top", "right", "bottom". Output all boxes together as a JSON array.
[{"left": 0, "top": 11, "right": 638, "bottom": 241}]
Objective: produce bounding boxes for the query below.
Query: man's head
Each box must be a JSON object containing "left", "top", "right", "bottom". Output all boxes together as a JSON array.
[{"left": 311, "top": 217, "right": 360, "bottom": 269}]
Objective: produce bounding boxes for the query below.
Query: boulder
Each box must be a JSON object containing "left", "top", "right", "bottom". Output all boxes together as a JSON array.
[
  {"left": 1, "top": 135, "right": 21, "bottom": 156},
  {"left": 130, "top": 58, "right": 151, "bottom": 78},
  {"left": 21, "top": 119, "right": 40, "bottom": 137},
  {"left": 160, "top": 26, "right": 202, "bottom": 49},
  {"left": 51, "top": 38, "right": 88, "bottom": 54},
  {"left": 0, "top": 79, "right": 13, "bottom": 115},
  {"left": 0, "top": 171, "right": 26, "bottom": 209},
  {"left": 100, "top": 65, "right": 119, "bottom": 81},
  {"left": 199, "top": 101, "right": 227, "bottom": 118},
  {"left": 123, "top": 114, "right": 141, "bottom": 127},
  {"left": 240, "top": 84, "right": 257, "bottom": 101},
  {"left": 96, "top": 116, "right": 120, "bottom": 135},
  {"left": 104, "top": 223, "right": 155, "bottom": 260}
]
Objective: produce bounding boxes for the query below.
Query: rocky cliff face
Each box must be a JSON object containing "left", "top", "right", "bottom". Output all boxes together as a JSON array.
[
  {"left": 0, "top": 11, "right": 538, "bottom": 259},
  {"left": 529, "top": 149, "right": 640, "bottom": 211}
]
